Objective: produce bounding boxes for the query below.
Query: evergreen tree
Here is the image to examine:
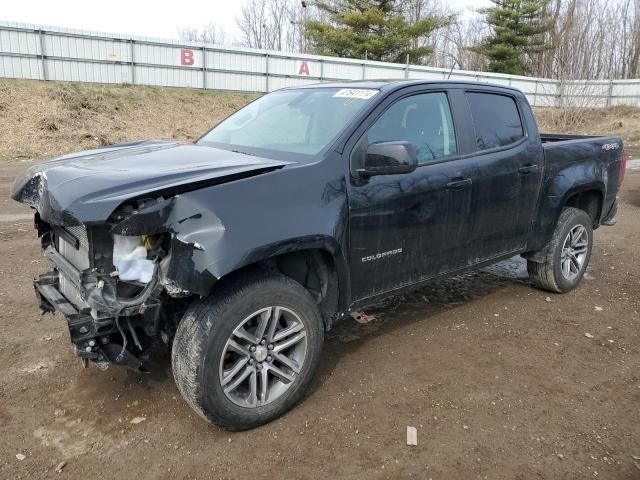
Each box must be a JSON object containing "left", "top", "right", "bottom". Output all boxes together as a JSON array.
[
  {"left": 471, "top": 0, "right": 552, "bottom": 75},
  {"left": 304, "top": 0, "right": 452, "bottom": 64}
]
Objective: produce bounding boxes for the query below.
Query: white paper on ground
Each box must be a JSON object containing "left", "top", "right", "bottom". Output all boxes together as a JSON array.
[{"left": 406, "top": 426, "right": 418, "bottom": 446}]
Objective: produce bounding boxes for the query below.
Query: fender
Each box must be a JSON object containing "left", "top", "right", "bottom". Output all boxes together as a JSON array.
[
  {"left": 526, "top": 170, "right": 604, "bottom": 258},
  {"left": 110, "top": 168, "right": 352, "bottom": 302},
  {"left": 231, "top": 235, "right": 352, "bottom": 311},
  {"left": 556, "top": 182, "right": 604, "bottom": 223}
]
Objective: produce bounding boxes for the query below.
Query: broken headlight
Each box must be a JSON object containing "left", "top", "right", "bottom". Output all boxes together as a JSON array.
[{"left": 112, "top": 235, "right": 155, "bottom": 283}]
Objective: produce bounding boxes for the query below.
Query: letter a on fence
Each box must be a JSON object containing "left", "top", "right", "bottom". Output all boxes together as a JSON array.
[{"left": 298, "top": 61, "right": 310, "bottom": 76}]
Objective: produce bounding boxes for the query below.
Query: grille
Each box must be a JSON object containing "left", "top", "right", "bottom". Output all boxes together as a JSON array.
[
  {"left": 55, "top": 226, "right": 90, "bottom": 310},
  {"left": 64, "top": 226, "right": 89, "bottom": 252}
]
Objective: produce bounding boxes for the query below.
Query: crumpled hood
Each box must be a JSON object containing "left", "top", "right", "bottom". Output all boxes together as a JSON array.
[{"left": 11, "top": 140, "right": 291, "bottom": 225}]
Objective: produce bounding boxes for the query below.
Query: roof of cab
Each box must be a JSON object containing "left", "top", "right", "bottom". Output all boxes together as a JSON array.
[{"left": 282, "top": 79, "right": 524, "bottom": 95}]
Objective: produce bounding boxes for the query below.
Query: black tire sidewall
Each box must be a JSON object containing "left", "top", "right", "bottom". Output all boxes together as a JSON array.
[
  {"left": 551, "top": 209, "right": 593, "bottom": 292},
  {"left": 199, "top": 276, "right": 323, "bottom": 429}
]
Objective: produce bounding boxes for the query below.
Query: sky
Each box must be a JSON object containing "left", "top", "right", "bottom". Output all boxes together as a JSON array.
[{"left": 1, "top": 0, "right": 488, "bottom": 45}]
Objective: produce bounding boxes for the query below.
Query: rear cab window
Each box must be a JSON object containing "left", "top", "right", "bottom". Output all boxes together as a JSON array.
[{"left": 466, "top": 92, "right": 525, "bottom": 151}]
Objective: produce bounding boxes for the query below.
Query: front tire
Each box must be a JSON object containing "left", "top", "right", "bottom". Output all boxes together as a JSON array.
[
  {"left": 527, "top": 207, "right": 593, "bottom": 293},
  {"left": 171, "top": 273, "right": 324, "bottom": 430}
]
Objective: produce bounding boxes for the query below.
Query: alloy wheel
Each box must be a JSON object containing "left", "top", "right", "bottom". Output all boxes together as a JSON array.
[
  {"left": 219, "top": 306, "right": 308, "bottom": 408},
  {"left": 560, "top": 224, "right": 589, "bottom": 281}
]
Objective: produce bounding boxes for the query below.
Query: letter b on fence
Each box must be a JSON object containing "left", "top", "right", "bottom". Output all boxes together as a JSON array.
[{"left": 181, "top": 49, "right": 194, "bottom": 66}]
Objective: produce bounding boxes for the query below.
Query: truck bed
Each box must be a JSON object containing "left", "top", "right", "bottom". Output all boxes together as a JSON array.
[
  {"left": 539, "top": 132, "right": 624, "bottom": 231},
  {"left": 540, "top": 133, "right": 605, "bottom": 143}
]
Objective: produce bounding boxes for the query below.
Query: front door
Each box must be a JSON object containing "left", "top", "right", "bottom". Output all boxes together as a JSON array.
[{"left": 347, "top": 90, "right": 476, "bottom": 301}]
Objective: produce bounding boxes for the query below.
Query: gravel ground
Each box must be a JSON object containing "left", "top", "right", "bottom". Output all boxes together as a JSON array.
[{"left": 0, "top": 159, "right": 639, "bottom": 480}]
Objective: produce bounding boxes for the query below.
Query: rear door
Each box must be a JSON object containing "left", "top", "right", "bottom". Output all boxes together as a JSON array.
[{"left": 463, "top": 91, "right": 543, "bottom": 260}]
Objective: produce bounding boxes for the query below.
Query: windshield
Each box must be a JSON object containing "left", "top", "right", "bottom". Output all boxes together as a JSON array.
[{"left": 197, "top": 88, "right": 378, "bottom": 156}]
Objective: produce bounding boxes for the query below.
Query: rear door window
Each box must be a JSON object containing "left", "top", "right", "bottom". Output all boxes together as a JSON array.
[{"left": 466, "top": 92, "right": 524, "bottom": 151}]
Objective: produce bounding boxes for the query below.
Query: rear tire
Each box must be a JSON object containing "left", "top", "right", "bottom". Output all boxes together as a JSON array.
[
  {"left": 171, "top": 272, "right": 324, "bottom": 430},
  {"left": 527, "top": 207, "right": 593, "bottom": 293}
]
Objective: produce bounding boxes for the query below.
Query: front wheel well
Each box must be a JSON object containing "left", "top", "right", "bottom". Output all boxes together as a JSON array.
[
  {"left": 564, "top": 190, "right": 602, "bottom": 226},
  {"left": 273, "top": 249, "right": 340, "bottom": 329},
  {"left": 215, "top": 249, "right": 341, "bottom": 330}
]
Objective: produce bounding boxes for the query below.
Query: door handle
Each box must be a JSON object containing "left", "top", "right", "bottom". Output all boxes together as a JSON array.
[
  {"left": 518, "top": 164, "right": 539, "bottom": 175},
  {"left": 445, "top": 178, "right": 472, "bottom": 191}
]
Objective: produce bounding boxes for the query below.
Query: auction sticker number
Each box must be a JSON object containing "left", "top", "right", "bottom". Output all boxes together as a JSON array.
[{"left": 333, "top": 89, "right": 379, "bottom": 100}]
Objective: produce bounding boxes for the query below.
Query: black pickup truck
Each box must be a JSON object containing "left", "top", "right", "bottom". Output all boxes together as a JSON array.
[{"left": 12, "top": 80, "right": 626, "bottom": 430}]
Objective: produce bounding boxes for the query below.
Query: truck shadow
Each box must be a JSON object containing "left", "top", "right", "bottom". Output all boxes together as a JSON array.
[
  {"left": 311, "top": 256, "right": 532, "bottom": 392},
  {"left": 132, "top": 257, "right": 532, "bottom": 390}
]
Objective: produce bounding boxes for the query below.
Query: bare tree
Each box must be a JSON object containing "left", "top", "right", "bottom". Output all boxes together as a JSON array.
[
  {"left": 400, "top": 0, "right": 460, "bottom": 66},
  {"left": 430, "top": 12, "right": 489, "bottom": 71},
  {"left": 236, "top": 0, "right": 303, "bottom": 52},
  {"left": 528, "top": 0, "right": 640, "bottom": 80},
  {"left": 178, "top": 22, "right": 227, "bottom": 45}
]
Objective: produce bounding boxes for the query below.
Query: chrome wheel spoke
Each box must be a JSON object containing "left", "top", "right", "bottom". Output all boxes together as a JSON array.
[
  {"left": 267, "top": 363, "right": 295, "bottom": 384},
  {"left": 227, "top": 338, "right": 250, "bottom": 357},
  {"left": 571, "top": 226, "right": 585, "bottom": 246},
  {"left": 223, "top": 364, "right": 253, "bottom": 394},
  {"left": 562, "top": 257, "right": 571, "bottom": 277},
  {"left": 273, "top": 322, "right": 304, "bottom": 343},
  {"left": 274, "top": 331, "right": 307, "bottom": 353},
  {"left": 569, "top": 254, "right": 580, "bottom": 272},
  {"left": 258, "top": 367, "right": 269, "bottom": 404},
  {"left": 255, "top": 307, "right": 277, "bottom": 341},
  {"left": 264, "top": 307, "right": 282, "bottom": 343},
  {"left": 234, "top": 326, "right": 259, "bottom": 345},
  {"left": 273, "top": 352, "right": 301, "bottom": 374},
  {"left": 573, "top": 237, "right": 588, "bottom": 247},
  {"left": 248, "top": 369, "right": 258, "bottom": 407},
  {"left": 222, "top": 356, "right": 249, "bottom": 386},
  {"left": 573, "top": 244, "right": 588, "bottom": 254}
]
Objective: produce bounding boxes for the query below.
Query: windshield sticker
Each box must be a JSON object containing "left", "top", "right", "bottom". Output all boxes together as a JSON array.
[{"left": 333, "top": 89, "right": 379, "bottom": 100}]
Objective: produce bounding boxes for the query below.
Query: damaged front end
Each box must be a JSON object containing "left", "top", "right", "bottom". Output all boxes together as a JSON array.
[
  {"left": 33, "top": 211, "right": 194, "bottom": 372},
  {"left": 12, "top": 141, "right": 291, "bottom": 372}
]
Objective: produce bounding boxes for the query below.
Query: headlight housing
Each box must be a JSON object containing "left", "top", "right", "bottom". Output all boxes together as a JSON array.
[{"left": 112, "top": 235, "right": 154, "bottom": 283}]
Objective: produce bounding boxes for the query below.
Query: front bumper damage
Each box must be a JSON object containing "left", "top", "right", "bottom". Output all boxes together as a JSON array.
[
  {"left": 34, "top": 246, "right": 163, "bottom": 371},
  {"left": 26, "top": 194, "right": 225, "bottom": 372},
  {"left": 35, "top": 272, "right": 146, "bottom": 371}
]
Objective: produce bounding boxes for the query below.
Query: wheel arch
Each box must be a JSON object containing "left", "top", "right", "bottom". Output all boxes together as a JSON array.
[
  {"left": 561, "top": 187, "right": 603, "bottom": 227},
  {"left": 215, "top": 236, "right": 350, "bottom": 329},
  {"left": 525, "top": 182, "right": 603, "bottom": 263}
]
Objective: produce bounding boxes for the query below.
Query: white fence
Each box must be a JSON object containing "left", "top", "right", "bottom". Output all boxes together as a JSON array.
[{"left": 1, "top": 21, "right": 639, "bottom": 107}]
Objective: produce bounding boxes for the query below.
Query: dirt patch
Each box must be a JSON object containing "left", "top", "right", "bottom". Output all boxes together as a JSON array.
[{"left": 622, "top": 185, "right": 640, "bottom": 208}]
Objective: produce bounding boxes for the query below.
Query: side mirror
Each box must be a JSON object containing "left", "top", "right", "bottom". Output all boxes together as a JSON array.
[{"left": 358, "top": 141, "right": 417, "bottom": 177}]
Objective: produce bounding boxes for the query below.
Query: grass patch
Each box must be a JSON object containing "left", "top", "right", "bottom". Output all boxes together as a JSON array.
[{"left": 0, "top": 79, "right": 257, "bottom": 162}]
